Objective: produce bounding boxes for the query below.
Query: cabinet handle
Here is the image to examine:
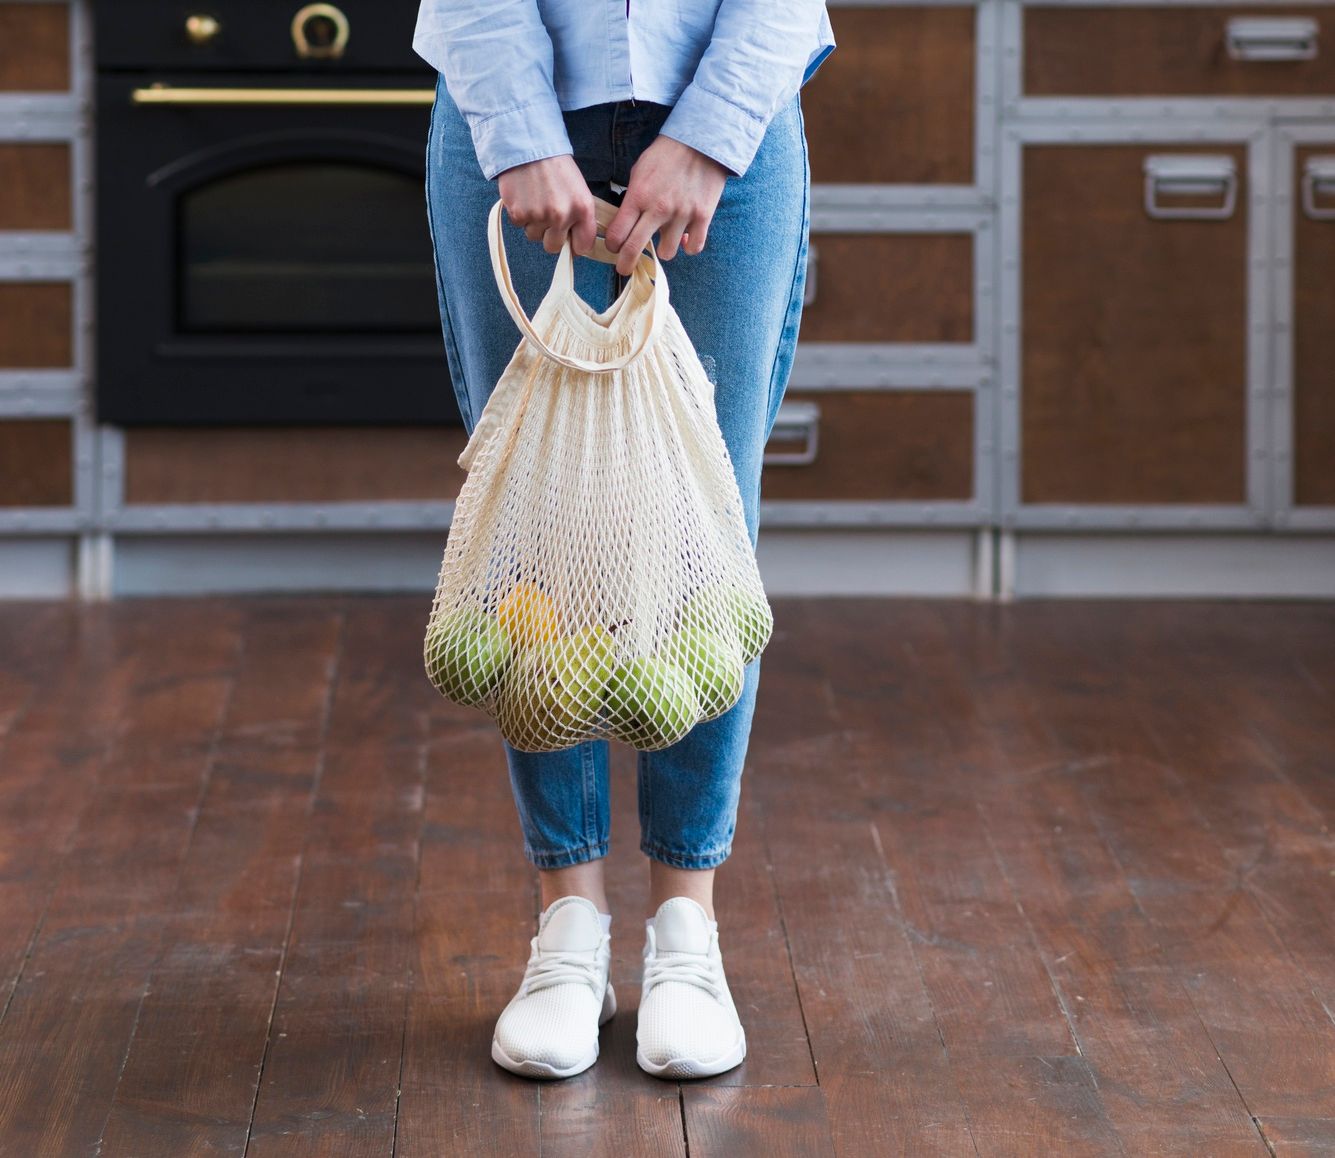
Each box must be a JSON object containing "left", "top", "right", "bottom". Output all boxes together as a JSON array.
[
  {"left": 1302, "top": 156, "right": 1335, "bottom": 221},
  {"left": 803, "top": 243, "right": 818, "bottom": 308},
  {"left": 1143, "top": 155, "right": 1237, "bottom": 220},
  {"left": 130, "top": 84, "right": 436, "bottom": 106},
  {"left": 764, "top": 400, "right": 821, "bottom": 466},
  {"left": 1225, "top": 17, "right": 1319, "bottom": 62}
]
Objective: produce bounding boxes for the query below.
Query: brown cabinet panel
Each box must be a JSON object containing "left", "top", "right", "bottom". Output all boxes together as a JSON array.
[
  {"left": 0, "top": 3, "right": 69, "bottom": 92},
  {"left": 123, "top": 427, "right": 470, "bottom": 504},
  {"left": 0, "top": 144, "right": 71, "bottom": 230},
  {"left": 1293, "top": 146, "right": 1335, "bottom": 507},
  {"left": 800, "top": 233, "right": 974, "bottom": 343},
  {"left": 0, "top": 283, "right": 72, "bottom": 367},
  {"left": 1021, "top": 144, "right": 1248, "bottom": 505},
  {"left": 802, "top": 6, "right": 975, "bottom": 185},
  {"left": 0, "top": 419, "right": 73, "bottom": 506},
  {"left": 1025, "top": 6, "right": 1335, "bottom": 97},
  {"left": 762, "top": 390, "right": 973, "bottom": 501}
]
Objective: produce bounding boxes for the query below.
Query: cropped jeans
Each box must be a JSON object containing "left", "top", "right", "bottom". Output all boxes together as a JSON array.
[{"left": 424, "top": 74, "right": 810, "bottom": 871}]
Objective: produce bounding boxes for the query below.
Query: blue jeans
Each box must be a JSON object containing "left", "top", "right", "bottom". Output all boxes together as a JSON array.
[{"left": 424, "top": 75, "right": 810, "bottom": 871}]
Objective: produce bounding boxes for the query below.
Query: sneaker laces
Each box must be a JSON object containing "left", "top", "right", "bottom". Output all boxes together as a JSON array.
[
  {"left": 522, "top": 936, "right": 606, "bottom": 995},
  {"left": 642, "top": 950, "right": 724, "bottom": 1003}
]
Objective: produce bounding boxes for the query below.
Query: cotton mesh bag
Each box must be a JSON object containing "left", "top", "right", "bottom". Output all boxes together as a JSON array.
[{"left": 424, "top": 195, "right": 773, "bottom": 753}]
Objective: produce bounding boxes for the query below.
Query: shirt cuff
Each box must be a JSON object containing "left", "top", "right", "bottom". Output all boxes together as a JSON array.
[
  {"left": 657, "top": 83, "right": 771, "bottom": 180},
  {"left": 469, "top": 99, "right": 575, "bottom": 181}
]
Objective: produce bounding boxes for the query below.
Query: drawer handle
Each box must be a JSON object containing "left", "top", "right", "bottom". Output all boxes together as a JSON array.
[
  {"left": 1302, "top": 156, "right": 1335, "bottom": 221},
  {"left": 1143, "top": 155, "right": 1237, "bottom": 220},
  {"left": 803, "top": 242, "right": 819, "bottom": 308},
  {"left": 1226, "top": 17, "right": 1319, "bottom": 62},
  {"left": 764, "top": 400, "right": 820, "bottom": 466}
]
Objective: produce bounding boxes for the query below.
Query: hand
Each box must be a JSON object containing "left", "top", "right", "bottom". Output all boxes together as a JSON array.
[
  {"left": 497, "top": 154, "right": 598, "bottom": 257},
  {"left": 604, "top": 137, "right": 729, "bottom": 276}
]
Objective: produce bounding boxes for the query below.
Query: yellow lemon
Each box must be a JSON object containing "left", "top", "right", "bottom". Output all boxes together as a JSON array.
[{"left": 496, "top": 581, "right": 562, "bottom": 646}]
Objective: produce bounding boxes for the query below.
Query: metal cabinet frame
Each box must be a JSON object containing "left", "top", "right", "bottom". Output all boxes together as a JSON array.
[
  {"left": 763, "top": 0, "right": 1000, "bottom": 532},
  {"left": 1271, "top": 121, "right": 1335, "bottom": 533}
]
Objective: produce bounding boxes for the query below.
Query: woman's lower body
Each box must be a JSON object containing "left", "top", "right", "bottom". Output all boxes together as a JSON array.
[
  {"left": 425, "top": 76, "right": 810, "bottom": 1080},
  {"left": 425, "top": 76, "right": 810, "bottom": 877}
]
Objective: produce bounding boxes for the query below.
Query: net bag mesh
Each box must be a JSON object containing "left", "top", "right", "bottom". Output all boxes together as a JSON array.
[{"left": 424, "top": 196, "right": 773, "bottom": 752}]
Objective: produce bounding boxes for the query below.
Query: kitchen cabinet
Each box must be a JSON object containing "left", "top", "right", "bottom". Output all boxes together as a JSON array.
[{"left": 0, "top": 0, "right": 1332, "bottom": 597}]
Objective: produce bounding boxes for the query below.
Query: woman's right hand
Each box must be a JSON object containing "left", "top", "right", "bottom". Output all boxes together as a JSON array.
[{"left": 497, "top": 155, "right": 598, "bottom": 257}]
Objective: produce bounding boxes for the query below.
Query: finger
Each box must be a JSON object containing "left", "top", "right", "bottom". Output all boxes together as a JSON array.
[
  {"left": 570, "top": 203, "right": 598, "bottom": 257},
  {"left": 617, "top": 213, "right": 660, "bottom": 277},
  {"left": 542, "top": 223, "right": 568, "bottom": 254},
  {"left": 683, "top": 214, "right": 709, "bottom": 255},
  {"left": 655, "top": 215, "right": 690, "bottom": 262},
  {"left": 524, "top": 221, "right": 546, "bottom": 244},
  {"left": 603, "top": 204, "right": 639, "bottom": 257}
]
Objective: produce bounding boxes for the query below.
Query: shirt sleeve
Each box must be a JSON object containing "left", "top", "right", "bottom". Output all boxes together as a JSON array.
[
  {"left": 656, "top": 0, "right": 829, "bottom": 179},
  {"left": 413, "top": 1, "right": 574, "bottom": 181}
]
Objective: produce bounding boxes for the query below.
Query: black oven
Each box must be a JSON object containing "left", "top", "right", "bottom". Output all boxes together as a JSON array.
[{"left": 94, "top": 1, "right": 458, "bottom": 425}]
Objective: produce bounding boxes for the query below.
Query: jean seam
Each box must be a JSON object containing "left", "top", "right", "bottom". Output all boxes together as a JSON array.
[
  {"left": 528, "top": 840, "right": 609, "bottom": 868},
  {"left": 762, "top": 96, "right": 810, "bottom": 434},
  {"left": 425, "top": 83, "right": 476, "bottom": 431},
  {"left": 640, "top": 840, "right": 732, "bottom": 869},
  {"left": 638, "top": 747, "right": 652, "bottom": 851}
]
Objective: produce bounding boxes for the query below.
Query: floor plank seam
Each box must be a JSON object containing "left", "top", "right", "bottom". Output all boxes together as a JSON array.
[
  {"left": 390, "top": 706, "right": 432, "bottom": 1158},
  {"left": 240, "top": 608, "right": 348, "bottom": 1157},
  {"left": 755, "top": 785, "right": 820, "bottom": 1088}
]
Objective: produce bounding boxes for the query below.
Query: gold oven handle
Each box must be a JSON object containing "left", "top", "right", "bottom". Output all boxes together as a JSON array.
[
  {"left": 130, "top": 84, "right": 436, "bottom": 106},
  {"left": 291, "top": 3, "right": 350, "bottom": 61}
]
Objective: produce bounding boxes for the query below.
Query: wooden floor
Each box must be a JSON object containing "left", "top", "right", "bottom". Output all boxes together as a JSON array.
[{"left": 0, "top": 595, "right": 1332, "bottom": 1157}]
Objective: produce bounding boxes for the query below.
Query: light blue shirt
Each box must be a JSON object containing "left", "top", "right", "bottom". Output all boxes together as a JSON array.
[{"left": 413, "top": 1, "right": 836, "bottom": 182}]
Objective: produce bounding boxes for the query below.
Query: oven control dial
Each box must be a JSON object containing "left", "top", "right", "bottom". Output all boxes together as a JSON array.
[
  {"left": 184, "top": 14, "right": 221, "bottom": 45},
  {"left": 291, "top": 3, "right": 350, "bottom": 60}
]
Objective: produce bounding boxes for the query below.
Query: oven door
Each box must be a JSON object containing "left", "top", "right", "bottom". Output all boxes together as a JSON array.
[{"left": 95, "top": 73, "right": 459, "bottom": 425}]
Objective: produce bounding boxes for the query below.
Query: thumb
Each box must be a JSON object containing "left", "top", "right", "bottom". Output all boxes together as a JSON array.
[{"left": 570, "top": 205, "right": 598, "bottom": 257}]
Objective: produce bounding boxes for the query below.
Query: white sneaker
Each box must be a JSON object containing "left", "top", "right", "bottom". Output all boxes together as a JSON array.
[
  {"left": 491, "top": 895, "right": 616, "bottom": 1079},
  {"left": 636, "top": 896, "right": 747, "bottom": 1078}
]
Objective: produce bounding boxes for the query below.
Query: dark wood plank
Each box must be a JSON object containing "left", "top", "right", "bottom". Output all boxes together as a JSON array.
[
  {"left": 780, "top": 600, "right": 1130, "bottom": 1157},
  {"left": 683, "top": 1085, "right": 836, "bottom": 1157},
  {"left": 0, "top": 600, "right": 244, "bottom": 1156},
  {"left": 395, "top": 704, "right": 544, "bottom": 1155},
  {"left": 746, "top": 600, "right": 980, "bottom": 1155},
  {"left": 97, "top": 602, "right": 345, "bottom": 1156},
  {"left": 997, "top": 604, "right": 1334, "bottom": 1127},
  {"left": 0, "top": 603, "right": 123, "bottom": 1002},
  {"left": 244, "top": 600, "right": 431, "bottom": 1157},
  {"left": 932, "top": 602, "right": 1266, "bottom": 1156}
]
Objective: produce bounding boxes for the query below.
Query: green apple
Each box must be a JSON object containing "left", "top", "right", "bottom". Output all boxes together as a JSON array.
[
  {"left": 496, "top": 636, "right": 608, "bottom": 750},
  {"left": 680, "top": 582, "right": 773, "bottom": 665},
  {"left": 564, "top": 624, "right": 618, "bottom": 702},
  {"left": 425, "top": 607, "right": 512, "bottom": 706},
  {"left": 656, "top": 623, "right": 743, "bottom": 720},
  {"left": 605, "top": 654, "right": 700, "bottom": 750}
]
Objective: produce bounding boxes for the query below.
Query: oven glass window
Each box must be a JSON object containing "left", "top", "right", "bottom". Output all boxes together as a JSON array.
[{"left": 178, "top": 160, "right": 437, "bottom": 333}]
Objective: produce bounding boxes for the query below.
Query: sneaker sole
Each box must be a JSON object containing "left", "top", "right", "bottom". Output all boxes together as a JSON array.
[
  {"left": 635, "top": 1029, "right": 746, "bottom": 1079},
  {"left": 491, "top": 981, "right": 617, "bottom": 1080}
]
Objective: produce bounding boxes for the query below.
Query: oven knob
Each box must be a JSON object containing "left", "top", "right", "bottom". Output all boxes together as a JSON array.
[
  {"left": 184, "top": 14, "right": 221, "bottom": 45},
  {"left": 291, "top": 3, "right": 349, "bottom": 60}
]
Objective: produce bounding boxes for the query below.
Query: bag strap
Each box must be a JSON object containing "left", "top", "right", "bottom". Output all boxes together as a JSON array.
[{"left": 487, "top": 196, "right": 668, "bottom": 374}]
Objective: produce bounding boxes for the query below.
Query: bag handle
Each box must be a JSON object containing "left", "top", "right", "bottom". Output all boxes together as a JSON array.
[{"left": 487, "top": 195, "right": 668, "bottom": 374}]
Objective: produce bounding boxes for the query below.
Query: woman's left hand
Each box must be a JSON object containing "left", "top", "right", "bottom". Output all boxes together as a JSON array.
[{"left": 604, "top": 137, "right": 730, "bottom": 276}]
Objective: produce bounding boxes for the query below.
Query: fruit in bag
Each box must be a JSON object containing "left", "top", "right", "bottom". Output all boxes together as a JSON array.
[
  {"left": 495, "top": 625, "right": 617, "bottom": 749},
  {"left": 425, "top": 607, "right": 513, "bottom": 706},
  {"left": 680, "top": 582, "right": 772, "bottom": 666},
  {"left": 497, "top": 580, "right": 563, "bottom": 647},
  {"left": 658, "top": 622, "right": 744, "bottom": 719},
  {"left": 605, "top": 655, "right": 700, "bottom": 749}
]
